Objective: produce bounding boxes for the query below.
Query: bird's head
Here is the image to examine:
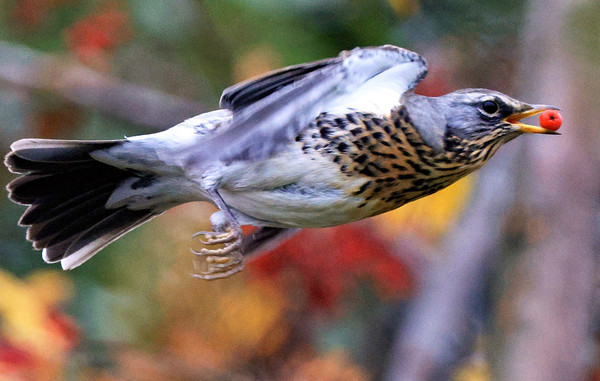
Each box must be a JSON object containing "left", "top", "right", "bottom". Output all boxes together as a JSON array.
[
  {"left": 433, "top": 88, "right": 560, "bottom": 143},
  {"left": 402, "top": 89, "right": 560, "bottom": 165}
]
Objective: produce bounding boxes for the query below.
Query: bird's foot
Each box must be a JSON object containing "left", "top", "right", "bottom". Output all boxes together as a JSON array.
[
  {"left": 190, "top": 211, "right": 244, "bottom": 280},
  {"left": 190, "top": 250, "right": 244, "bottom": 280},
  {"left": 191, "top": 229, "right": 239, "bottom": 247},
  {"left": 190, "top": 228, "right": 242, "bottom": 256}
]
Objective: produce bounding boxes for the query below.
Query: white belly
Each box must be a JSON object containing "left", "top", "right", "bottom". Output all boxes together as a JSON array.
[
  {"left": 219, "top": 186, "right": 366, "bottom": 228},
  {"left": 216, "top": 150, "right": 368, "bottom": 228}
]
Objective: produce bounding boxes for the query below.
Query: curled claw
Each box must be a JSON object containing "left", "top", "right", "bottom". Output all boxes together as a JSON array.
[
  {"left": 206, "top": 256, "right": 233, "bottom": 265},
  {"left": 190, "top": 252, "right": 244, "bottom": 280},
  {"left": 190, "top": 242, "right": 240, "bottom": 257},
  {"left": 191, "top": 230, "right": 229, "bottom": 239},
  {"left": 191, "top": 267, "right": 244, "bottom": 280},
  {"left": 190, "top": 206, "right": 245, "bottom": 280},
  {"left": 191, "top": 230, "right": 237, "bottom": 245},
  {"left": 190, "top": 247, "right": 206, "bottom": 256},
  {"left": 189, "top": 225, "right": 244, "bottom": 278},
  {"left": 196, "top": 236, "right": 234, "bottom": 245}
]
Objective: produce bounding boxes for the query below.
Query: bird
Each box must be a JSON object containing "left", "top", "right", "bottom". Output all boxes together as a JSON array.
[{"left": 4, "top": 45, "right": 560, "bottom": 279}]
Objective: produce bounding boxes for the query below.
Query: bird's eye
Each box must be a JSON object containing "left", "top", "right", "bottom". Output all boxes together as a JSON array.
[{"left": 481, "top": 100, "right": 500, "bottom": 115}]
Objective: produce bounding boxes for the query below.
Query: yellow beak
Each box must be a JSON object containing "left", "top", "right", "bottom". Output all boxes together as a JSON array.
[{"left": 505, "top": 104, "right": 561, "bottom": 134}]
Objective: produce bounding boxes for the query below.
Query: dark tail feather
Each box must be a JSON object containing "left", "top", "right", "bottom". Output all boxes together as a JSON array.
[
  {"left": 241, "top": 227, "right": 301, "bottom": 257},
  {"left": 5, "top": 139, "right": 161, "bottom": 269}
]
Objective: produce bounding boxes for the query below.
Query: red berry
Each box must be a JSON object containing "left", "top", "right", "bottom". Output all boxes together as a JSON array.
[{"left": 539, "top": 110, "right": 562, "bottom": 131}]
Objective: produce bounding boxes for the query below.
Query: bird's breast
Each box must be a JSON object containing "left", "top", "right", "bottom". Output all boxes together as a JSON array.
[
  {"left": 293, "top": 108, "right": 475, "bottom": 216},
  {"left": 219, "top": 108, "right": 480, "bottom": 228}
]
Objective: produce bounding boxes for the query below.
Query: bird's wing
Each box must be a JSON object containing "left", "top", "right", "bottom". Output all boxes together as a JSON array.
[
  {"left": 189, "top": 45, "right": 427, "bottom": 164},
  {"left": 220, "top": 58, "right": 335, "bottom": 112}
]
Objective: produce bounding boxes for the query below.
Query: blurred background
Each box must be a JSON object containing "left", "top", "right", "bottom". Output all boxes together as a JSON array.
[{"left": 0, "top": 0, "right": 599, "bottom": 380}]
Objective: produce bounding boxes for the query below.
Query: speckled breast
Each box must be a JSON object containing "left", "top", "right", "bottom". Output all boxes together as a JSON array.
[{"left": 295, "top": 107, "right": 477, "bottom": 218}]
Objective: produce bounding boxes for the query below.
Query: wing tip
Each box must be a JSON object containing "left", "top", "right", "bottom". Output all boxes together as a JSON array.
[
  {"left": 42, "top": 248, "right": 61, "bottom": 264},
  {"left": 60, "top": 250, "right": 91, "bottom": 270}
]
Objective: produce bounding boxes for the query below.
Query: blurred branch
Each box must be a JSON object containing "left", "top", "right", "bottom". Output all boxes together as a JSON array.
[
  {"left": 496, "top": 0, "right": 600, "bottom": 379},
  {"left": 383, "top": 145, "right": 520, "bottom": 381},
  {"left": 0, "top": 41, "right": 207, "bottom": 130},
  {"left": 384, "top": 0, "right": 600, "bottom": 379}
]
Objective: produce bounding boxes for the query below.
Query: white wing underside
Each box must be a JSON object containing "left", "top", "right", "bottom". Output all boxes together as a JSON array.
[{"left": 325, "top": 62, "right": 427, "bottom": 116}]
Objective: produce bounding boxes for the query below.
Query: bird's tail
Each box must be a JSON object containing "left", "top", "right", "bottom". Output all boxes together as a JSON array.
[{"left": 5, "top": 139, "right": 170, "bottom": 270}]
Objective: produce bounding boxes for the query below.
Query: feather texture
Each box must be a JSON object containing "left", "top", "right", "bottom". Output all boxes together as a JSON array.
[
  {"left": 4, "top": 45, "right": 445, "bottom": 273},
  {"left": 5, "top": 139, "right": 162, "bottom": 269},
  {"left": 187, "top": 45, "right": 427, "bottom": 164}
]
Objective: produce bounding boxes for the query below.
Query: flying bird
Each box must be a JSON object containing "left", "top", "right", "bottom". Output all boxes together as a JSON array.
[{"left": 4, "top": 45, "right": 560, "bottom": 279}]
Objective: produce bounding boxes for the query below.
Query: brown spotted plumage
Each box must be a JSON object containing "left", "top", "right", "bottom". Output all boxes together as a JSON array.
[{"left": 294, "top": 104, "right": 515, "bottom": 220}]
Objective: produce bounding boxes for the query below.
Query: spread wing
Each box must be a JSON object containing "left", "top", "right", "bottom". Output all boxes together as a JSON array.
[
  {"left": 188, "top": 45, "right": 428, "bottom": 164},
  {"left": 220, "top": 58, "right": 335, "bottom": 112}
]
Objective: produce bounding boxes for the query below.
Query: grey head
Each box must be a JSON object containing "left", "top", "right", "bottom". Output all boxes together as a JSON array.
[{"left": 403, "top": 88, "right": 560, "bottom": 154}]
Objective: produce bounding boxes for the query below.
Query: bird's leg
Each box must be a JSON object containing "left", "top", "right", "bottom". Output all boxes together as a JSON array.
[{"left": 190, "top": 190, "right": 244, "bottom": 280}]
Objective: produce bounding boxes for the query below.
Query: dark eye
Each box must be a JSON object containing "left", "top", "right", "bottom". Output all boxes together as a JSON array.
[{"left": 481, "top": 100, "right": 500, "bottom": 114}]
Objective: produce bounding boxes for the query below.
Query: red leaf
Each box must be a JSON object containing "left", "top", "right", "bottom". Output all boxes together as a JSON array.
[{"left": 248, "top": 224, "right": 414, "bottom": 310}]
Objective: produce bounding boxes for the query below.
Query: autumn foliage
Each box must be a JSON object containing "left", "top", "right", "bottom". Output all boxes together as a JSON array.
[
  {"left": 0, "top": 271, "right": 79, "bottom": 380},
  {"left": 65, "top": 4, "right": 132, "bottom": 70},
  {"left": 249, "top": 225, "right": 414, "bottom": 310},
  {"left": 5, "top": 0, "right": 591, "bottom": 379}
]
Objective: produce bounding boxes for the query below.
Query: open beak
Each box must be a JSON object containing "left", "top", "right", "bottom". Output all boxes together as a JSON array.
[{"left": 505, "top": 104, "right": 561, "bottom": 134}]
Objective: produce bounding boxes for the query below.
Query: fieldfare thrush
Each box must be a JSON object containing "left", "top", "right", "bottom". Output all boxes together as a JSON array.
[{"left": 5, "top": 45, "right": 560, "bottom": 279}]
